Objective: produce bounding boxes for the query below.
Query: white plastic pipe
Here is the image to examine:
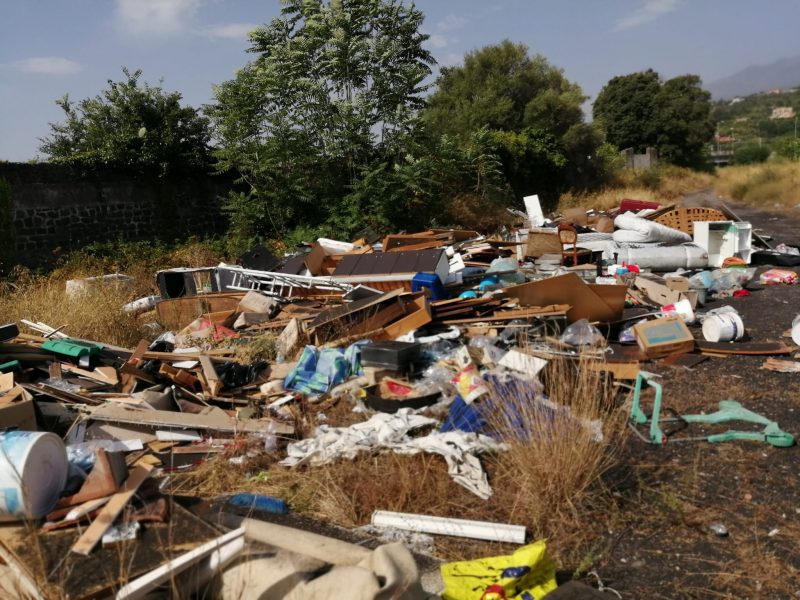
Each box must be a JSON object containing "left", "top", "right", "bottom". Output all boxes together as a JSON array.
[
  {"left": 371, "top": 511, "right": 526, "bottom": 544},
  {"left": 115, "top": 527, "right": 246, "bottom": 600}
]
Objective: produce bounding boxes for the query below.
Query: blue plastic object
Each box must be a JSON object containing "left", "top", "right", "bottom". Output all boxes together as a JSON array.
[
  {"left": 411, "top": 272, "right": 448, "bottom": 300},
  {"left": 459, "top": 290, "right": 478, "bottom": 299},
  {"left": 227, "top": 493, "right": 289, "bottom": 514}
]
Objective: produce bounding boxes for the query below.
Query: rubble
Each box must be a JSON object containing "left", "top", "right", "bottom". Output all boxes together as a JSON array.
[{"left": 0, "top": 195, "right": 798, "bottom": 598}]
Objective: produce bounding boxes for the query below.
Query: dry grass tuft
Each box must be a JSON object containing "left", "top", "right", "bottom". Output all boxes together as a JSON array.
[
  {"left": 170, "top": 355, "right": 627, "bottom": 568},
  {"left": 557, "top": 165, "right": 715, "bottom": 212},
  {"left": 0, "top": 271, "right": 147, "bottom": 347},
  {"left": 486, "top": 357, "right": 625, "bottom": 536},
  {"left": 233, "top": 332, "right": 279, "bottom": 363},
  {"left": 715, "top": 161, "right": 800, "bottom": 208}
]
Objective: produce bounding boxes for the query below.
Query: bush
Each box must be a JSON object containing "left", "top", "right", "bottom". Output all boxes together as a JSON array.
[{"left": 734, "top": 143, "right": 770, "bottom": 165}]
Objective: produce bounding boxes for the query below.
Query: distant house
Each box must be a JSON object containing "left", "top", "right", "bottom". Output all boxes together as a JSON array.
[
  {"left": 770, "top": 106, "right": 796, "bottom": 120},
  {"left": 768, "top": 88, "right": 784, "bottom": 95},
  {"left": 730, "top": 97, "right": 744, "bottom": 105},
  {"left": 735, "top": 117, "right": 749, "bottom": 122}
]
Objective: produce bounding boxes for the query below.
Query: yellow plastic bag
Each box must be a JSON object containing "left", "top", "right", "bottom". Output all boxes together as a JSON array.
[{"left": 441, "top": 541, "right": 557, "bottom": 600}]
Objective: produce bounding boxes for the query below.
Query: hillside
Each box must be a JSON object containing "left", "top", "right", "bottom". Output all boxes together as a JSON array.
[
  {"left": 707, "top": 54, "right": 800, "bottom": 100},
  {"left": 712, "top": 87, "right": 799, "bottom": 148}
]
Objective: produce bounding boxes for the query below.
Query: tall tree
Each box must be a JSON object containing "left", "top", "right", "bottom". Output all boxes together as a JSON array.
[
  {"left": 422, "top": 40, "right": 612, "bottom": 205},
  {"left": 40, "top": 68, "right": 212, "bottom": 175},
  {"left": 209, "top": 0, "right": 435, "bottom": 240},
  {"left": 593, "top": 70, "right": 714, "bottom": 168},
  {"left": 591, "top": 69, "right": 661, "bottom": 154}
]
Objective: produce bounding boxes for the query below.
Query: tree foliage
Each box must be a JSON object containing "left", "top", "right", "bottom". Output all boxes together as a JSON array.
[
  {"left": 593, "top": 70, "right": 714, "bottom": 168},
  {"left": 209, "top": 0, "right": 437, "bottom": 240},
  {"left": 39, "top": 68, "right": 212, "bottom": 175},
  {"left": 422, "top": 41, "right": 614, "bottom": 205}
]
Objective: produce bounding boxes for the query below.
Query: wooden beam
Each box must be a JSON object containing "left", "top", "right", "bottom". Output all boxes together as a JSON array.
[{"left": 71, "top": 463, "right": 153, "bottom": 556}]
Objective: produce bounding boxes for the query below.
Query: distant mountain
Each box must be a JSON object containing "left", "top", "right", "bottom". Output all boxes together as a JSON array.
[{"left": 707, "top": 55, "right": 800, "bottom": 100}]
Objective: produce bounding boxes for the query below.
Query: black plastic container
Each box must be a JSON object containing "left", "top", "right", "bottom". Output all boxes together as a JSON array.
[{"left": 361, "top": 341, "right": 421, "bottom": 372}]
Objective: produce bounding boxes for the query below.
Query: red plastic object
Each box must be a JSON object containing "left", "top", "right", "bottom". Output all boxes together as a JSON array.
[{"left": 619, "top": 198, "right": 662, "bottom": 213}]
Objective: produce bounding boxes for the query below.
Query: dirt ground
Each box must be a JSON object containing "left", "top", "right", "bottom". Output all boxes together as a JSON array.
[{"left": 596, "top": 201, "right": 800, "bottom": 598}]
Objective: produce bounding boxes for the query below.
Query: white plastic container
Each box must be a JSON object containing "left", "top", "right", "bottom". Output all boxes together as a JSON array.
[
  {"left": 693, "top": 221, "right": 753, "bottom": 267},
  {"left": 702, "top": 312, "right": 745, "bottom": 343},
  {"left": 0, "top": 431, "right": 68, "bottom": 520},
  {"left": 792, "top": 315, "right": 800, "bottom": 346}
]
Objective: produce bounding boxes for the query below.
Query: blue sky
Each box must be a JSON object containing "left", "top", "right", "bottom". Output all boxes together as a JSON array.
[{"left": 1, "top": 0, "right": 798, "bottom": 161}]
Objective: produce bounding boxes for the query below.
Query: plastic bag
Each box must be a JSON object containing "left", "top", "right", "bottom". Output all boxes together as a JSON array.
[
  {"left": 469, "top": 336, "right": 507, "bottom": 364},
  {"left": 760, "top": 268, "right": 799, "bottom": 285},
  {"left": 486, "top": 257, "right": 526, "bottom": 285},
  {"left": 560, "top": 319, "right": 604, "bottom": 347},
  {"left": 697, "top": 305, "right": 739, "bottom": 324},
  {"left": 441, "top": 541, "right": 557, "bottom": 600}
]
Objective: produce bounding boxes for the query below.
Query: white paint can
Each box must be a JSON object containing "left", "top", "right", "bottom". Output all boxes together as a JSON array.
[
  {"left": 0, "top": 431, "right": 68, "bottom": 520},
  {"left": 702, "top": 312, "right": 745, "bottom": 343},
  {"left": 792, "top": 315, "right": 800, "bottom": 346}
]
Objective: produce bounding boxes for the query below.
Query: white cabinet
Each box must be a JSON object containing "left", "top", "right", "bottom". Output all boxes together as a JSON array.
[{"left": 693, "top": 221, "right": 752, "bottom": 267}]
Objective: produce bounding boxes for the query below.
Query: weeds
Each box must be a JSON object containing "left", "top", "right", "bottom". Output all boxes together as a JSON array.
[
  {"left": 716, "top": 161, "right": 800, "bottom": 208},
  {"left": 0, "top": 271, "right": 147, "bottom": 347},
  {"left": 557, "top": 164, "right": 715, "bottom": 212}
]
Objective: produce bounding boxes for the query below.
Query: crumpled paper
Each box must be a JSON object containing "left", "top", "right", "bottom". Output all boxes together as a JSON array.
[{"left": 280, "top": 409, "right": 506, "bottom": 499}]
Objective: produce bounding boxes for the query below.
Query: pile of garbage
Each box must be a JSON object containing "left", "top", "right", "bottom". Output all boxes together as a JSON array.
[{"left": 1, "top": 194, "right": 799, "bottom": 599}]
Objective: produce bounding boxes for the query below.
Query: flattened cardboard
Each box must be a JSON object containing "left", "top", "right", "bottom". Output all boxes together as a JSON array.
[
  {"left": 503, "top": 273, "right": 625, "bottom": 323},
  {"left": 634, "top": 274, "right": 683, "bottom": 307}
]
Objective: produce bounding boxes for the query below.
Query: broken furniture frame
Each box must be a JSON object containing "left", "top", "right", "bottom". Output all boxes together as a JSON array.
[{"left": 630, "top": 371, "right": 794, "bottom": 447}]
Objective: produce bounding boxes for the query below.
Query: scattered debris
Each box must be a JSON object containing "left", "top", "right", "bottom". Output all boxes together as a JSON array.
[{"left": 0, "top": 196, "right": 796, "bottom": 598}]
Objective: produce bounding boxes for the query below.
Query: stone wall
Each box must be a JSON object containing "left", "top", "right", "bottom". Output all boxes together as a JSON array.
[{"left": 0, "top": 163, "right": 233, "bottom": 267}]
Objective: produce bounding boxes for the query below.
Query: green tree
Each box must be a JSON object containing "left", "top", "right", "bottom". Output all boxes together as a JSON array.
[
  {"left": 592, "top": 70, "right": 661, "bottom": 153},
  {"left": 593, "top": 70, "right": 714, "bottom": 168},
  {"left": 422, "top": 40, "right": 612, "bottom": 206},
  {"left": 209, "top": 0, "right": 435, "bottom": 240},
  {"left": 39, "top": 68, "right": 212, "bottom": 175},
  {"left": 773, "top": 135, "right": 800, "bottom": 161},
  {"left": 733, "top": 142, "right": 770, "bottom": 164}
]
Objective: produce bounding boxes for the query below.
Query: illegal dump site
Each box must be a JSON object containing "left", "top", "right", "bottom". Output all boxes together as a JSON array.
[{"left": 2, "top": 194, "right": 800, "bottom": 599}]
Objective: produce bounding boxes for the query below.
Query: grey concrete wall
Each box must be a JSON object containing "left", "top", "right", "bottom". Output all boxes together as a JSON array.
[
  {"left": 621, "top": 147, "right": 658, "bottom": 170},
  {"left": 0, "top": 163, "right": 232, "bottom": 267}
]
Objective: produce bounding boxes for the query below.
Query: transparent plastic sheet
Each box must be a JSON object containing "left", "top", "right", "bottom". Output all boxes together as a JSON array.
[
  {"left": 560, "top": 319, "right": 605, "bottom": 347},
  {"left": 696, "top": 305, "right": 739, "bottom": 324},
  {"left": 468, "top": 336, "right": 508, "bottom": 364}
]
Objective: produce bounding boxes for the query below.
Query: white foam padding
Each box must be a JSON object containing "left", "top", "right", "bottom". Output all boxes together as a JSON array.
[{"left": 612, "top": 212, "right": 692, "bottom": 244}]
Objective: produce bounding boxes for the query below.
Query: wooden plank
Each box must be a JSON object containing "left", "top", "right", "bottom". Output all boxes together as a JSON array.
[
  {"left": 60, "top": 364, "right": 118, "bottom": 386},
  {"left": 120, "top": 340, "right": 149, "bottom": 394},
  {"left": 71, "top": 463, "right": 153, "bottom": 556},
  {"left": 441, "top": 306, "right": 569, "bottom": 325},
  {"left": 198, "top": 355, "right": 221, "bottom": 397},
  {"left": 696, "top": 341, "right": 793, "bottom": 356},
  {"left": 587, "top": 361, "right": 640, "bottom": 380},
  {"left": 88, "top": 403, "right": 294, "bottom": 435}
]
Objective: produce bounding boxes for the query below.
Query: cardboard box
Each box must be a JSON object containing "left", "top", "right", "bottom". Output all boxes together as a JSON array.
[
  {"left": 0, "top": 386, "right": 37, "bottom": 430},
  {"left": 633, "top": 317, "right": 695, "bottom": 359},
  {"left": 665, "top": 275, "right": 690, "bottom": 293}
]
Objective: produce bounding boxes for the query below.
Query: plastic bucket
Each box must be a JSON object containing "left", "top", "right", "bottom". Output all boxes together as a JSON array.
[
  {"left": 702, "top": 312, "right": 745, "bottom": 343},
  {"left": 662, "top": 298, "right": 695, "bottom": 324},
  {"left": 0, "top": 431, "right": 68, "bottom": 520},
  {"left": 792, "top": 315, "right": 800, "bottom": 346}
]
